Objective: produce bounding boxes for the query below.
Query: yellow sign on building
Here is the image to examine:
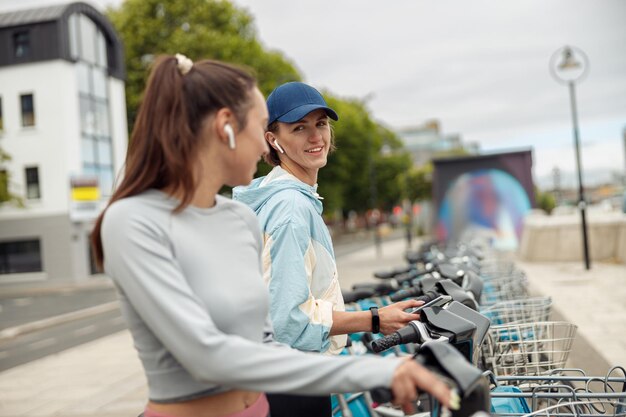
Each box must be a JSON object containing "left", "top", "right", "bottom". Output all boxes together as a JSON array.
[{"left": 70, "top": 177, "right": 100, "bottom": 201}]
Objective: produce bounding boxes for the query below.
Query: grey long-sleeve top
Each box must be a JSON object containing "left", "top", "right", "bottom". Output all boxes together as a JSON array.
[{"left": 101, "top": 190, "right": 401, "bottom": 402}]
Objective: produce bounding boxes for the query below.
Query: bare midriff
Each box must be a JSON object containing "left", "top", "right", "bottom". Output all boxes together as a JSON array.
[{"left": 147, "top": 390, "right": 262, "bottom": 417}]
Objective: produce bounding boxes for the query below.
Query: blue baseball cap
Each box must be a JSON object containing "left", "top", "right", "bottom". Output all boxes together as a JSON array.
[{"left": 267, "top": 82, "right": 339, "bottom": 126}]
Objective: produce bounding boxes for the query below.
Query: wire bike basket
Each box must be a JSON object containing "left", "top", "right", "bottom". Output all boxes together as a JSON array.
[
  {"left": 482, "top": 321, "right": 577, "bottom": 377},
  {"left": 482, "top": 297, "right": 553, "bottom": 326},
  {"left": 480, "top": 271, "right": 529, "bottom": 307},
  {"left": 490, "top": 369, "right": 626, "bottom": 417}
]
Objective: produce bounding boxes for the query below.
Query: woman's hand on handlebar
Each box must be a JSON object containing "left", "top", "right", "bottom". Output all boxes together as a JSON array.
[
  {"left": 378, "top": 299, "right": 423, "bottom": 335},
  {"left": 390, "top": 358, "right": 458, "bottom": 414}
]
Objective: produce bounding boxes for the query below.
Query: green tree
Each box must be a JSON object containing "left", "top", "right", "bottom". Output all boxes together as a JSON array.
[
  {"left": 107, "top": 0, "right": 301, "bottom": 130},
  {"left": 0, "top": 146, "right": 10, "bottom": 202},
  {"left": 432, "top": 147, "right": 472, "bottom": 159},
  {"left": 319, "top": 96, "right": 376, "bottom": 214},
  {"left": 403, "top": 163, "right": 433, "bottom": 203},
  {"left": 374, "top": 130, "right": 412, "bottom": 211},
  {"left": 535, "top": 187, "right": 556, "bottom": 214},
  {"left": 0, "top": 146, "right": 23, "bottom": 206},
  {"left": 319, "top": 96, "right": 411, "bottom": 214},
  {"left": 108, "top": 0, "right": 412, "bottom": 214}
]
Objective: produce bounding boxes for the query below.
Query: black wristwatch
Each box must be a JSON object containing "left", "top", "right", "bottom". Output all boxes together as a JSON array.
[{"left": 369, "top": 306, "right": 380, "bottom": 334}]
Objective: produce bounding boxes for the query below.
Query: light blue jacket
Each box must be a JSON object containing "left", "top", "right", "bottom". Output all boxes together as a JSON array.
[{"left": 233, "top": 166, "right": 346, "bottom": 354}]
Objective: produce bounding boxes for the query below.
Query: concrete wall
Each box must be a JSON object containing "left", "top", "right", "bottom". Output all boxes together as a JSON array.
[
  {"left": 0, "top": 214, "right": 68, "bottom": 283},
  {"left": 518, "top": 210, "right": 626, "bottom": 264},
  {"left": 0, "top": 214, "right": 97, "bottom": 284}
]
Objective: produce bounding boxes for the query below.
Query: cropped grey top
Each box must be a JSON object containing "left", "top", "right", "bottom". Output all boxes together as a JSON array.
[{"left": 101, "top": 190, "right": 400, "bottom": 402}]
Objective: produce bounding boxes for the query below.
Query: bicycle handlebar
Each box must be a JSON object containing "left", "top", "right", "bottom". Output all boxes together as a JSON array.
[
  {"left": 352, "top": 280, "right": 398, "bottom": 295},
  {"left": 389, "top": 286, "right": 420, "bottom": 302},
  {"left": 371, "top": 320, "right": 428, "bottom": 353},
  {"left": 370, "top": 386, "right": 394, "bottom": 404},
  {"left": 342, "top": 288, "right": 376, "bottom": 304},
  {"left": 373, "top": 265, "right": 413, "bottom": 279},
  {"left": 369, "top": 343, "right": 490, "bottom": 417},
  {"left": 389, "top": 285, "right": 439, "bottom": 302},
  {"left": 370, "top": 333, "right": 402, "bottom": 353}
]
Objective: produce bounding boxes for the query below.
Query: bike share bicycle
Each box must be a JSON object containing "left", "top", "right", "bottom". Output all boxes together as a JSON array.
[{"left": 335, "top": 231, "right": 625, "bottom": 417}]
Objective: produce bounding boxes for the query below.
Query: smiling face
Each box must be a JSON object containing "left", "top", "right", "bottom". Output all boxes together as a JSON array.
[{"left": 268, "top": 109, "right": 331, "bottom": 185}]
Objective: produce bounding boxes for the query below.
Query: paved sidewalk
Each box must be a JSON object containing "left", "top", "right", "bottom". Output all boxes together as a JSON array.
[
  {"left": 0, "top": 278, "right": 113, "bottom": 300},
  {"left": 0, "top": 331, "right": 146, "bottom": 417},
  {"left": 0, "top": 238, "right": 624, "bottom": 417},
  {"left": 516, "top": 260, "right": 626, "bottom": 372}
]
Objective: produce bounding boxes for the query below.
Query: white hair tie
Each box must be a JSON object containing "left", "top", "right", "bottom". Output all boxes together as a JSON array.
[{"left": 175, "top": 53, "right": 193, "bottom": 75}]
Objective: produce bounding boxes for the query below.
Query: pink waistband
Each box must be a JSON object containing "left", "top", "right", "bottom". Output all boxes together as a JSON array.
[{"left": 144, "top": 394, "right": 269, "bottom": 417}]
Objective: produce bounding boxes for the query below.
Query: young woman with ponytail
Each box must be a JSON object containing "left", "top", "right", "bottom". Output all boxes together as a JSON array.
[{"left": 91, "top": 54, "right": 455, "bottom": 417}]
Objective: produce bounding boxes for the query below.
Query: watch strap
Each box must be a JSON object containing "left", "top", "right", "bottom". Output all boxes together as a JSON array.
[{"left": 369, "top": 306, "right": 380, "bottom": 333}]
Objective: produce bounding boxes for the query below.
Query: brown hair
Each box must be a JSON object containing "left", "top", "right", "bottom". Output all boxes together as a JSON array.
[
  {"left": 263, "top": 120, "right": 337, "bottom": 167},
  {"left": 90, "top": 55, "right": 256, "bottom": 270}
]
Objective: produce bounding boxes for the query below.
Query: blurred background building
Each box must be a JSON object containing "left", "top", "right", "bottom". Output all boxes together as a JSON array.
[
  {"left": 396, "top": 119, "right": 480, "bottom": 167},
  {"left": 0, "top": 2, "right": 127, "bottom": 283}
]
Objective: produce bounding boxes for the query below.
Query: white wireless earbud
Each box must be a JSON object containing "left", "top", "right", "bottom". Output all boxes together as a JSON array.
[
  {"left": 273, "top": 139, "right": 285, "bottom": 154},
  {"left": 224, "top": 124, "right": 235, "bottom": 150}
]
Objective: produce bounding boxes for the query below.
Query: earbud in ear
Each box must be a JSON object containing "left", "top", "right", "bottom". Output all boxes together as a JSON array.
[
  {"left": 273, "top": 139, "right": 285, "bottom": 154},
  {"left": 224, "top": 124, "right": 236, "bottom": 150}
]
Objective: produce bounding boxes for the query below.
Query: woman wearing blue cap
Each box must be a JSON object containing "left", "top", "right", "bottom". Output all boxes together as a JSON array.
[{"left": 233, "top": 82, "right": 425, "bottom": 417}]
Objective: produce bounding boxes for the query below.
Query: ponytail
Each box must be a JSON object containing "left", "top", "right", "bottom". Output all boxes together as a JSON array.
[{"left": 91, "top": 55, "right": 256, "bottom": 270}]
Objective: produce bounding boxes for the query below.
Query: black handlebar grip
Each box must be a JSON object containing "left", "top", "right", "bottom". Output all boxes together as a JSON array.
[
  {"left": 375, "top": 281, "right": 397, "bottom": 294},
  {"left": 415, "top": 291, "right": 439, "bottom": 304},
  {"left": 370, "top": 333, "right": 402, "bottom": 353},
  {"left": 395, "top": 270, "right": 420, "bottom": 285},
  {"left": 389, "top": 286, "right": 421, "bottom": 302},
  {"left": 374, "top": 270, "right": 395, "bottom": 279},
  {"left": 342, "top": 288, "right": 376, "bottom": 304},
  {"left": 370, "top": 387, "right": 393, "bottom": 404}
]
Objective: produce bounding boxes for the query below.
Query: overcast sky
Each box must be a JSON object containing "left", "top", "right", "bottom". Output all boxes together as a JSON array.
[{"left": 3, "top": 0, "right": 625, "bottom": 188}]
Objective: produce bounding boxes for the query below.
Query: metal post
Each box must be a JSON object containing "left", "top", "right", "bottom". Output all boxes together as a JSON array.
[
  {"left": 568, "top": 81, "right": 591, "bottom": 270},
  {"left": 552, "top": 166, "right": 561, "bottom": 206},
  {"left": 404, "top": 174, "right": 413, "bottom": 250},
  {"left": 622, "top": 127, "right": 626, "bottom": 182},
  {"left": 405, "top": 210, "right": 412, "bottom": 250},
  {"left": 369, "top": 157, "right": 382, "bottom": 258}
]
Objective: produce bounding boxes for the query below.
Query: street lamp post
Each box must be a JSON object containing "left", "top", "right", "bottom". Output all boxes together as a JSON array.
[{"left": 550, "top": 45, "right": 591, "bottom": 270}]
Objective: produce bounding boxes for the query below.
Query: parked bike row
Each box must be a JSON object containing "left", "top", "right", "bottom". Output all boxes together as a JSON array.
[{"left": 332, "top": 232, "right": 626, "bottom": 417}]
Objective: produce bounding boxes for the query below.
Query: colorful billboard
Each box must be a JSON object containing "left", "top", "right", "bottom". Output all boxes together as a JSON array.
[{"left": 433, "top": 150, "right": 534, "bottom": 250}]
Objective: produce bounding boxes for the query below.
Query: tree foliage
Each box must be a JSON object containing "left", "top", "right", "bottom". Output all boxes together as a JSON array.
[
  {"left": 319, "top": 96, "right": 411, "bottom": 214},
  {"left": 403, "top": 163, "right": 433, "bottom": 202},
  {"left": 0, "top": 146, "right": 11, "bottom": 203},
  {"left": 107, "top": 0, "right": 301, "bottom": 129},
  {"left": 0, "top": 146, "right": 23, "bottom": 206},
  {"left": 107, "top": 0, "right": 420, "bottom": 214},
  {"left": 535, "top": 187, "right": 556, "bottom": 214}
]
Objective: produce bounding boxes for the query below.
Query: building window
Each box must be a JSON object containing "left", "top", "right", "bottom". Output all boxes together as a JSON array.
[
  {"left": 69, "top": 13, "right": 79, "bottom": 59},
  {"left": 20, "top": 94, "right": 35, "bottom": 127},
  {"left": 0, "top": 239, "right": 42, "bottom": 274},
  {"left": 13, "top": 30, "right": 30, "bottom": 58},
  {"left": 25, "top": 166, "right": 40, "bottom": 199},
  {"left": 78, "top": 14, "right": 97, "bottom": 64},
  {"left": 74, "top": 14, "right": 114, "bottom": 197}
]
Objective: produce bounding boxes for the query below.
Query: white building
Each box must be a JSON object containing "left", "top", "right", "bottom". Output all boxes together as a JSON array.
[
  {"left": 397, "top": 120, "right": 479, "bottom": 167},
  {"left": 0, "top": 2, "right": 127, "bottom": 284}
]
